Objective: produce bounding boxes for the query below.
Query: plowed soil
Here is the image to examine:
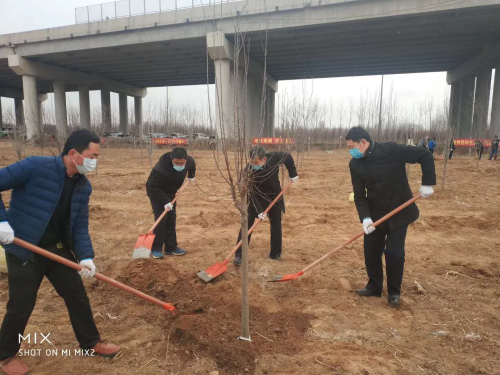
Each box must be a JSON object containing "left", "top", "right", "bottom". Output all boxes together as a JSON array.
[{"left": 0, "top": 141, "right": 499, "bottom": 375}]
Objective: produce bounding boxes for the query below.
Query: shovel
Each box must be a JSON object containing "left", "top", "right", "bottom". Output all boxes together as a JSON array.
[
  {"left": 197, "top": 181, "right": 293, "bottom": 283},
  {"left": 133, "top": 182, "right": 190, "bottom": 259},
  {"left": 268, "top": 194, "right": 421, "bottom": 282},
  {"left": 12, "top": 238, "right": 178, "bottom": 315}
]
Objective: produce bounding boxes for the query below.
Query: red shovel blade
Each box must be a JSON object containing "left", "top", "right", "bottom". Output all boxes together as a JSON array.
[
  {"left": 267, "top": 271, "right": 304, "bottom": 282},
  {"left": 133, "top": 234, "right": 155, "bottom": 259},
  {"left": 197, "top": 262, "right": 228, "bottom": 282}
]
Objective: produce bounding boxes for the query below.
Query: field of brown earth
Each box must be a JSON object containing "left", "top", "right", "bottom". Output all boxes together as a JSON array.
[{"left": 0, "top": 141, "right": 499, "bottom": 375}]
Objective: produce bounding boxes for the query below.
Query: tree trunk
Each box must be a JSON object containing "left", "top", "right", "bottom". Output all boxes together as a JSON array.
[{"left": 240, "top": 192, "right": 251, "bottom": 341}]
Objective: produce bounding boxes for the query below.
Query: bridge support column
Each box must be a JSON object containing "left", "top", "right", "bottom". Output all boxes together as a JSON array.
[
  {"left": 134, "top": 96, "right": 142, "bottom": 137},
  {"left": 53, "top": 81, "right": 68, "bottom": 138},
  {"left": 459, "top": 76, "right": 475, "bottom": 138},
  {"left": 449, "top": 81, "right": 461, "bottom": 135},
  {"left": 79, "top": 86, "right": 91, "bottom": 130},
  {"left": 264, "top": 86, "right": 276, "bottom": 138},
  {"left": 101, "top": 89, "right": 111, "bottom": 133},
  {"left": 0, "top": 98, "right": 3, "bottom": 128},
  {"left": 473, "top": 69, "right": 492, "bottom": 137},
  {"left": 214, "top": 58, "right": 233, "bottom": 139},
  {"left": 22, "top": 75, "right": 39, "bottom": 140},
  {"left": 490, "top": 64, "right": 500, "bottom": 136},
  {"left": 14, "top": 98, "right": 24, "bottom": 127},
  {"left": 119, "top": 93, "right": 128, "bottom": 135}
]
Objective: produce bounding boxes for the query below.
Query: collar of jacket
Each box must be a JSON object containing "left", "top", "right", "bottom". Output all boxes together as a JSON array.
[{"left": 364, "top": 142, "right": 376, "bottom": 160}]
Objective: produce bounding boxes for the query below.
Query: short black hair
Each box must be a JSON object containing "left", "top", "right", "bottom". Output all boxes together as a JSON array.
[
  {"left": 171, "top": 147, "right": 188, "bottom": 160},
  {"left": 249, "top": 146, "right": 266, "bottom": 160},
  {"left": 345, "top": 127, "right": 372, "bottom": 144},
  {"left": 62, "top": 129, "right": 101, "bottom": 155}
]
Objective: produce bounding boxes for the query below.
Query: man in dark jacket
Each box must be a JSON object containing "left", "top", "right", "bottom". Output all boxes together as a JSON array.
[
  {"left": 0, "top": 129, "right": 120, "bottom": 375},
  {"left": 489, "top": 135, "right": 499, "bottom": 160},
  {"left": 449, "top": 139, "right": 456, "bottom": 160},
  {"left": 346, "top": 127, "right": 436, "bottom": 307},
  {"left": 234, "top": 146, "right": 298, "bottom": 265},
  {"left": 146, "top": 147, "right": 195, "bottom": 259}
]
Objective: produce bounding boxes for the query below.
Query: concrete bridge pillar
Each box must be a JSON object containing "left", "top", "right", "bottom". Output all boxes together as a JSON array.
[
  {"left": 0, "top": 97, "right": 3, "bottom": 128},
  {"left": 22, "top": 75, "right": 40, "bottom": 140},
  {"left": 473, "top": 68, "right": 492, "bottom": 137},
  {"left": 53, "top": 81, "right": 68, "bottom": 138},
  {"left": 264, "top": 86, "right": 276, "bottom": 138},
  {"left": 119, "top": 93, "right": 128, "bottom": 135},
  {"left": 134, "top": 96, "right": 143, "bottom": 137},
  {"left": 459, "top": 76, "right": 476, "bottom": 138},
  {"left": 490, "top": 65, "right": 500, "bottom": 137},
  {"left": 14, "top": 98, "right": 24, "bottom": 127},
  {"left": 101, "top": 89, "right": 112, "bottom": 133},
  {"left": 214, "top": 58, "right": 233, "bottom": 139},
  {"left": 449, "top": 81, "right": 461, "bottom": 134},
  {"left": 79, "top": 86, "right": 91, "bottom": 130}
]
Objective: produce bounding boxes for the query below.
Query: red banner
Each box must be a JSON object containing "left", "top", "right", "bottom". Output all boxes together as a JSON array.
[
  {"left": 454, "top": 139, "right": 492, "bottom": 148},
  {"left": 252, "top": 137, "right": 295, "bottom": 145},
  {"left": 153, "top": 138, "right": 188, "bottom": 146}
]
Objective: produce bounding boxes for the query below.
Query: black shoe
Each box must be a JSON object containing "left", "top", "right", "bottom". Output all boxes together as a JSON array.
[
  {"left": 269, "top": 255, "right": 283, "bottom": 262},
  {"left": 388, "top": 295, "right": 401, "bottom": 307},
  {"left": 233, "top": 256, "right": 242, "bottom": 266},
  {"left": 355, "top": 288, "right": 382, "bottom": 297}
]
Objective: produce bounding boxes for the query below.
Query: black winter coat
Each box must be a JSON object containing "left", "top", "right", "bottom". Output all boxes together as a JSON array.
[
  {"left": 349, "top": 142, "right": 436, "bottom": 230},
  {"left": 146, "top": 152, "right": 196, "bottom": 205},
  {"left": 248, "top": 151, "right": 298, "bottom": 213}
]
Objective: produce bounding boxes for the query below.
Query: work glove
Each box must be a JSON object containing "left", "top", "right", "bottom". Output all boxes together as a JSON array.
[
  {"left": 79, "top": 259, "right": 96, "bottom": 278},
  {"left": 258, "top": 213, "right": 268, "bottom": 220},
  {"left": 0, "top": 221, "right": 14, "bottom": 244},
  {"left": 188, "top": 177, "right": 195, "bottom": 183},
  {"left": 290, "top": 176, "right": 299, "bottom": 183},
  {"left": 419, "top": 185, "right": 434, "bottom": 199},
  {"left": 164, "top": 202, "right": 174, "bottom": 211},
  {"left": 363, "top": 218, "right": 376, "bottom": 235}
]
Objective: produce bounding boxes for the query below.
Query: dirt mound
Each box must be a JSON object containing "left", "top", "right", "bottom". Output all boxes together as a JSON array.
[{"left": 113, "top": 260, "right": 314, "bottom": 373}]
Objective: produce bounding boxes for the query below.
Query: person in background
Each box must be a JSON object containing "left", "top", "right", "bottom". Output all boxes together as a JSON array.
[
  {"left": 345, "top": 127, "right": 436, "bottom": 307},
  {"left": 233, "top": 146, "right": 298, "bottom": 265},
  {"left": 428, "top": 137, "right": 436, "bottom": 155},
  {"left": 146, "top": 147, "right": 195, "bottom": 259},
  {"left": 417, "top": 136, "right": 428, "bottom": 149},
  {"left": 449, "top": 139, "right": 456, "bottom": 160},
  {"left": 0, "top": 129, "right": 120, "bottom": 375},
  {"left": 489, "top": 135, "right": 499, "bottom": 160},
  {"left": 475, "top": 140, "right": 485, "bottom": 160}
]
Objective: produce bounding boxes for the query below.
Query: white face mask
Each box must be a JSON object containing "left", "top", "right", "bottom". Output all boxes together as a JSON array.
[{"left": 73, "top": 152, "right": 97, "bottom": 175}]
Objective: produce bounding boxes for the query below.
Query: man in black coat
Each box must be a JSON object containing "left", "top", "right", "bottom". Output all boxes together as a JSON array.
[
  {"left": 346, "top": 127, "right": 436, "bottom": 307},
  {"left": 146, "top": 148, "right": 195, "bottom": 259},
  {"left": 234, "top": 146, "right": 298, "bottom": 265}
]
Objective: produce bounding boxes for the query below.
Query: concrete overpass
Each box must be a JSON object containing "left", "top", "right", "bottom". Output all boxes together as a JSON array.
[{"left": 1, "top": 0, "right": 500, "bottom": 140}]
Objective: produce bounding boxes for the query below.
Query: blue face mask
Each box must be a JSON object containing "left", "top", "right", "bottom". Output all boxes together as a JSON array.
[
  {"left": 253, "top": 165, "right": 263, "bottom": 170},
  {"left": 349, "top": 144, "right": 366, "bottom": 159},
  {"left": 173, "top": 165, "right": 185, "bottom": 172}
]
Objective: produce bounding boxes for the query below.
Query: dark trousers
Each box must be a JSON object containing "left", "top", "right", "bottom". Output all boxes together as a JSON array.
[
  {"left": 477, "top": 149, "right": 484, "bottom": 160},
  {"left": 0, "top": 245, "right": 100, "bottom": 360},
  {"left": 149, "top": 197, "right": 177, "bottom": 253},
  {"left": 236, "top": 203, "right": 282, "bottom": 259},
  {"left": 363, "top": 222, "right": 408, "bottom": 296},
  {"left": 490, "top": 148, "right": 498, "bottom": 160},
  {"left": 449, "top": 150, "right": 454, "bottom": 159}
]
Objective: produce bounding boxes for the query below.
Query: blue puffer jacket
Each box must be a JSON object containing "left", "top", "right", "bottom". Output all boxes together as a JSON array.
[{"left": 0, "top": 155, "right": 94, "bottom": 262}]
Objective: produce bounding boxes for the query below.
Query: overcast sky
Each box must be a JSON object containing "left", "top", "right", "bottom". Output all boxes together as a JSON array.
[{"left": 0, "top": 0, "right": 458, "bottom": 126}]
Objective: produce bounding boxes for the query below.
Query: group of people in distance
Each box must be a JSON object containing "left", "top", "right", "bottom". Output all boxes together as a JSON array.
[
  {"left": 0, "top": 126, "right": 436, "bottom": 374},
  {"left": 475, "top": 135, "right": 499, "bottom": 160}
]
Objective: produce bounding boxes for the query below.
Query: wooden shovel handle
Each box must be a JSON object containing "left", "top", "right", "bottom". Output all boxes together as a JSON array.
[
  {"left": 302, "top": 194, "right": 422, "bottom": 274},
  {"left": 12, "top": 238, "right": 176, "bottom": 312},
  {"left": 223, "top": 181, "right": 294, "bottom": 263},
  {"left": 147, "top": 181, "right": 190, "bottom": 234}
]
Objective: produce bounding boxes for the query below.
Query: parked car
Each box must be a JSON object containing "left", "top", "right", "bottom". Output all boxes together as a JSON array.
[
  {"left": 193, "top": 133, "right": 210, "bottom": 139},
  {"left": 171, "top": 133, "right": 187, "bottom": 139},
  {"left": 104, "top": 132, "right": 124, "bottom": 138}
]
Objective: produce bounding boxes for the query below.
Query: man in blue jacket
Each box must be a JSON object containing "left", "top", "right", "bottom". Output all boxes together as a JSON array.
[{"left": 0, "top": 129, "right": 120, "bottom": 375}]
